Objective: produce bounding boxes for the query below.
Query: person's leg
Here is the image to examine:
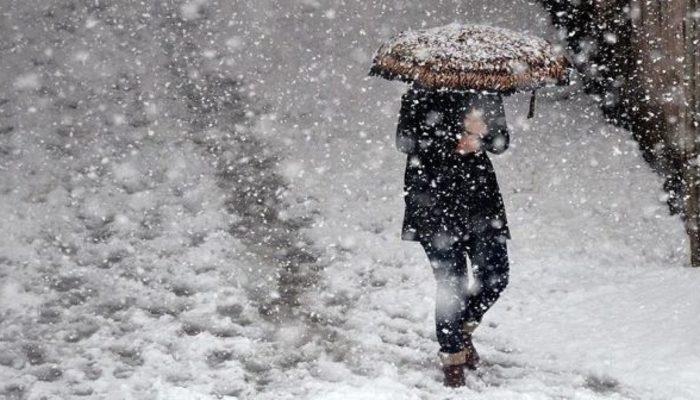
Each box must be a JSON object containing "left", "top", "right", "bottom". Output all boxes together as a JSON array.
[
  {"left": 421, "top": 239, "right": 469, "bottom": 355},
  {"left": 456, "top": 236, "right": 508, "bottom": 369},
  {"left": 463, "top": 235, "right": 509, "bottom": 324},
  {"left": 421, "top": 238, "right": 470, "bottom": 386}
]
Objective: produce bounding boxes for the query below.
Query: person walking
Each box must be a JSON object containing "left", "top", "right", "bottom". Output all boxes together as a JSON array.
[{"left": 396, "top": 85, "right": 511, "bottom": 387}]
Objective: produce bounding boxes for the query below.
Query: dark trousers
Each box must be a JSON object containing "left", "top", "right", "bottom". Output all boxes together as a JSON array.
[{"left": 420, "top": 235, "right": 509, "bottom": 354}]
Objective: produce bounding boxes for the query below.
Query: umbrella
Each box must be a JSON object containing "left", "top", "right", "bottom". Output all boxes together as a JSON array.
[{"left": 369, "top": 23, "right": 571, "bottom": 116}]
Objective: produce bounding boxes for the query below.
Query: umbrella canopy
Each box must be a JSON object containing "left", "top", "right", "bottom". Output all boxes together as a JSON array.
[{"left": 369, "top": 23, "right": 571, "bottom": 93}]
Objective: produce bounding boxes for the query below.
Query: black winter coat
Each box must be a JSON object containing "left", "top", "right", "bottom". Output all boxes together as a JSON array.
[{"left": 396, "top": 87, "right": 511, "bottom": 245}]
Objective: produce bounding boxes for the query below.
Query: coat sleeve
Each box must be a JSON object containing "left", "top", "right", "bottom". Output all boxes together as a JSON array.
[
  {"left": 395, "top": 90, "right": 422, "bottom": 155},
  {"left": 478, "top": 94, "right": 510, "bottom": 155}
]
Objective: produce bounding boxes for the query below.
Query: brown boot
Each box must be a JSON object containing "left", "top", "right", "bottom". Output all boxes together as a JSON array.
[
  {"left": 461, "top": 321, "right": 480, "bottom": 370},
  {"left": 438, "top": 351, "right": 467, "bottom": 387}
]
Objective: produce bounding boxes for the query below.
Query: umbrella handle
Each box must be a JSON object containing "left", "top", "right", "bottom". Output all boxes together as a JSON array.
[{"left": 527, "top": 90, "right": 536, "bottom": 119}]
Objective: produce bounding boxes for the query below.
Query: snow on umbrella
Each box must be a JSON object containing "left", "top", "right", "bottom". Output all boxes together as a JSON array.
[{"left": 369, "top": 23, "right": 571, "bottom": 114}]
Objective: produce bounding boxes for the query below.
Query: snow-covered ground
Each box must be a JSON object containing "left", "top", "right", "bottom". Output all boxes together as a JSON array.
[{"left": 1, "top": 1, "right": 699, "bottom": 399}]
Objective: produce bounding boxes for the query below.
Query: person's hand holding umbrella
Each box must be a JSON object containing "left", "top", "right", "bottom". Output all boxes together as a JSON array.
[{"left": 456, "top": 109, "right": 487, "bottom": 154}]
